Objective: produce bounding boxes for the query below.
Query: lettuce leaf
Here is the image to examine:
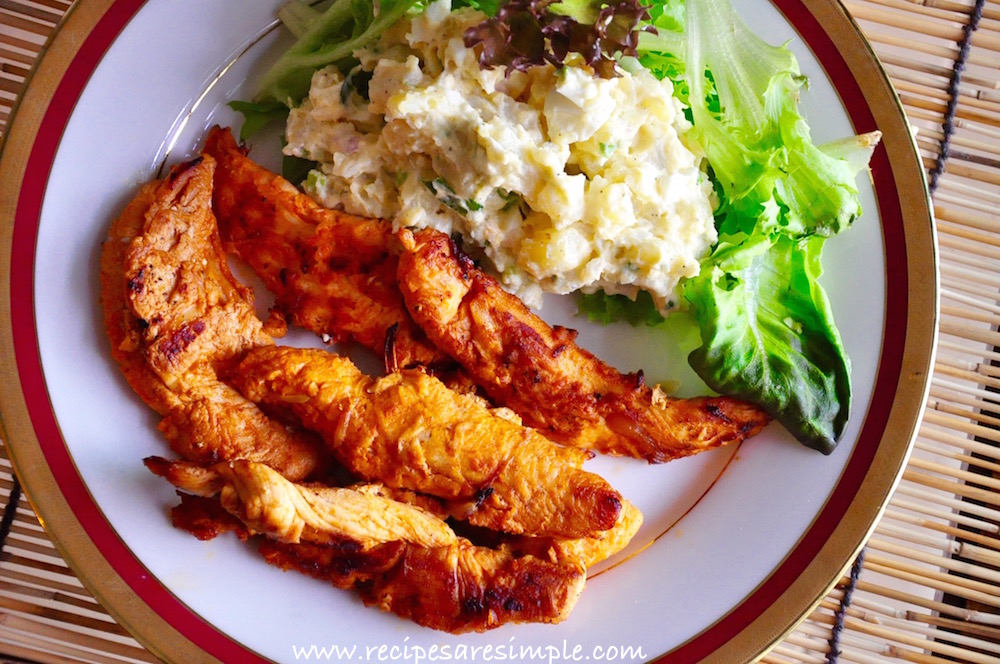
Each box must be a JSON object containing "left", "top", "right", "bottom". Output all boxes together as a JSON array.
[
  {"left": 578, "top": 291, "right": 667, "bottom": 327},
  {"left": 683, "top": 231, "right": 850, "bottom": 453},
  {"left": 452, "top": 0, "right": 503, "bottom": 13},
  {"left": 681, "top": 0, "right": 877, "bottom": 239},
  {"left": 227, "top": 100, "right": 289, "bottom": 141},
  {"left": 277, "top": 0, "right": 324, "bottom": 37},
  {"left": 257, "top": 0, "right": 420, "bottom": 106},
  {"left": 627, "top": 0, "right": 879, "bottom": 451}
]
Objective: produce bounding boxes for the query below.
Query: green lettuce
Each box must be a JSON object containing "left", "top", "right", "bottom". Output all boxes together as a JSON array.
[
  {"left": 683, "top": 232, "right": 850, "bottom": 453},
  {"left": 631, "top": 0, "right": 878, "bottom": 450},
  {"left": 227, "top": 99, "right": 289, "bottom": 141},
  {"left": 577, "top": 291, "right": 667, "bottom": 327},
  {"left": 257, "top": 0, "right": 420, "bottom": 106},
  {"left": 682, "top": 0, "right": 878, "bottom": 239},
  {"left": 451, "top": 0, "right": 502, "bottom": 14}
]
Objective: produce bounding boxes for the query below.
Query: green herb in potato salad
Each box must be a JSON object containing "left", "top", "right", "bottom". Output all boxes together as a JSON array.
[{"left": 243, "top": 0, "right": 880, "bottom": 453}]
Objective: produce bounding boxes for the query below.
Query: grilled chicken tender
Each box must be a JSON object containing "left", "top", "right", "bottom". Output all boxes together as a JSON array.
[
  {"left": 534, "top": 498, "right": 644, "bottom": 570},
  {"left": 99, "top": 156, "right": 326, "bottom": 480},
  {"left": 157, "top": 466, "right": 587, "bottom": 633},
  {"left": 324, "top": 474, "right": 642, "bottom": 571},
  {"left": 145, "top": 457, "right": 456, "bottom": 548},
  {"left": 324, "top": 473, "right": 642, "bottom": 570},
  {"left": 396, "top": 229, "right": 772, "bottom": 463},
  {"left": 260, "top": 539, "right": 586, "bottom": 633},
  {"left": 232, "top": 346, "right": 622, "bottom": 540},
  {"left": 203, "top": 126, "right": 445, "bottom": 372}
]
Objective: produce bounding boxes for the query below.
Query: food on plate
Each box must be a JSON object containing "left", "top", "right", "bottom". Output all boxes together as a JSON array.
[
  {"left": 99, "top": 155, "right": 327, "bottom": 480},
  {"left": 150, "top": 454, "right": 643, "bottom": 568},
  {"left": 163, "top": 477, "right": 589, "bottom": 633},
  {"left": 161, "top": 472, "right": 640, "bottom": 633},
  {"left": 205, "top": 127, "right": 449, "bottom": 373},
  {"left": 396, "top": 227, "right": 771, "bottom": 462},
  {"left": 637, "top": 0, "right": 880, "bottom": 452},
  {"left": 258, "top": 536, "right": 587, "bottom": 633},
  {"left": 232, "top": 345, "right": 624, "bottom": 539},
  {"left": 281, "top": 0, "right": 718, "bottom": 312},
  {"left": 100, "top": 140, "right": 643, "bottom": 632},
  {"left": 244, "top": 0, "right": 883, "bottom": 452},
  {"left": 144, "top": 456, "right": 457, "bottom": 548},
  {"left": 206, "top": 125, "right": 768, "bottom": 463},
  {"left": 251, "top": 494, "right": 642, "bottom": 633}
]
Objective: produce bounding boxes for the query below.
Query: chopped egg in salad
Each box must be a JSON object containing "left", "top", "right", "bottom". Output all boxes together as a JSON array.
[{"left": 284, "top": 0, "right": 717, "bottom": 310}]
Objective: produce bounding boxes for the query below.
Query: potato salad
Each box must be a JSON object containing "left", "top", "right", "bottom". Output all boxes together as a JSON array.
[{"left": 283, "top": 0, "right": 716, "bottom": 310}]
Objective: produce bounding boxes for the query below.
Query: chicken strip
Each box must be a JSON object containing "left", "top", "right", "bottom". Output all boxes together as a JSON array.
[
  {"left": 100, "top": 156, "right": 327, "bottom": 480},
  {"left": 100, "top": 180, "right": 176, "bottom": 413},
  {"left": 159, "top": 471, "right": 586, "bottom": 633},
  {"left": 396, "top": 229, "right": 772, "bottom": 463},
  {"left": 532, "top": 498, "right": 643, "bottom": 570},
  {"left": 145, "top": 457, "right": 456, "bottom": 549},
  {"left": 260, "top": 538, "right": 586, "bottom": 633},
  {"left": 448, "top": 497, "right": 643, "bottom": 572},
  {"left": 203, "top": 126, "right": 446, "bottom": 372},
  {"left": 330, "top": 475, "right": 642, "bottom": 571},
  {"left": 232, "top": 346, "right": 622, "bottom": 540}
]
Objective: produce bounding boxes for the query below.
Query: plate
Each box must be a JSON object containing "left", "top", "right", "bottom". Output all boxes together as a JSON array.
[{"left": 0, "top": 1, "right": 937, "bottom": 662}]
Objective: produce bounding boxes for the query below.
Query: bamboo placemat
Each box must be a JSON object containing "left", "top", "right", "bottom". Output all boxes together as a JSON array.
[{"left": 2, "top": 0, "right": 999, "bottom": 662}]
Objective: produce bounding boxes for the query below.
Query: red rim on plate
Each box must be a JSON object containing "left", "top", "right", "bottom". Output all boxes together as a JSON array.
[{"left": 0, "top": 1, "right": 937, "bottom": 661}]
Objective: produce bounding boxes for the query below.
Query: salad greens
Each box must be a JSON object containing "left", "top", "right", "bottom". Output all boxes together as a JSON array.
[
  {"left": 633, "top": 0, "right": 877, "bottom": 452},
  {"left": 232, "top": 0, "right": 424, "bottom": 152},
  {"left": 257, "top": 0, "right": 421, "bottom": 106},
  {"left": 683, "top": 233, "right": 851, "bottom": 453},
  {"left": 245, "top": 0, "right": 879, "bottom": 453},
  {"left": 577, "top": 290, "right": 667, "bottom": 327},
  {"left": 579, "top": 0, "right": 877, "bottom": 452}
]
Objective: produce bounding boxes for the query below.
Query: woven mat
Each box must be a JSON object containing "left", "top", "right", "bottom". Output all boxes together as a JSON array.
[{"left": 2, "top": 0, "right": 999, "bottom": 662}]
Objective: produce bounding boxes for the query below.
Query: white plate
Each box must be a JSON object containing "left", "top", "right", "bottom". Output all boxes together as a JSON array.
[{"left": 0, "top": 1, "right": 937, "bottom": 661}]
